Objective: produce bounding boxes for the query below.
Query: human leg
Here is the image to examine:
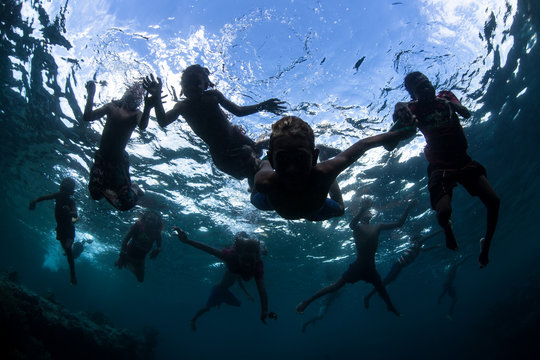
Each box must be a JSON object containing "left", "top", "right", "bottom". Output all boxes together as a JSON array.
[
  {"left": 191, "top": 306, "right": 211, "bottom": 331},
  {"left": 370, "top": 272, "right": 400, "bottom": 316},
  {"left": 62, "top": 238, "right": 77, "bottom": 285},
  {"left": 296, "top": 277, "right": 346, "bottom": 314},
  {"left": 472, "top": 175, "right": 500, "bottom": 267},
  {"left": 435, "top": 195, "right": 458, "bottom": 250},
  {"left": 365, "top": 262, "right": 402, "bottom": 308}
]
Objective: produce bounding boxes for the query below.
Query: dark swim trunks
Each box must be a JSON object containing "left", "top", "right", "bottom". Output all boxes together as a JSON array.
[
  {"left": 342, "top": 260, "right": 381, "bottom": 284},
  {"left": 250, "top": 191, "right": 343, "bottom": 221},
  {"left": 89, "top": 150, "right": 138, "bottom": 211},
  {"left": 427, "top": 160, "right": 487, "bottom": 209},
  {"left": 206, "top": 285, "right": 241, "bottom": 308}
]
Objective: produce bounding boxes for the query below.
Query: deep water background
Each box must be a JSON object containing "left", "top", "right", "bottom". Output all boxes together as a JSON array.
[{"left": 1, "top": 0, "right": 539, "bottom": 359}]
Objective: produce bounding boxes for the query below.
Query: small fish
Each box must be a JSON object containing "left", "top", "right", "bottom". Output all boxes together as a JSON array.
[
  {"left": 354, "top": 56, "right": 366, "bottom": 72},
  {"left": 320, "top": 57, "right": 326, "bottom": 65},
  {"left": 392, "top": 2, "right": 404, "bottom": 5}
]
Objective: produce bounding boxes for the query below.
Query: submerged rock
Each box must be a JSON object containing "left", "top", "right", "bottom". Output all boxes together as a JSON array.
[{"left": 0, "top": 272, "right": 155, "bottom": 360}]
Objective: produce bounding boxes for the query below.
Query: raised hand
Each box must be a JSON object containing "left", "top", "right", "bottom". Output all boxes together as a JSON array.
[
  {"left": 143, "top": 74, "right": 163, "bottom": 98},
  {"left": 85, "top": 80, "right": 96, "bottom": 96},
  {"left": 261, "top": 98, "right": 287, "bottom": 115},
  {"left": 172, "top": 226, "right": 188, "bottom": 243}
]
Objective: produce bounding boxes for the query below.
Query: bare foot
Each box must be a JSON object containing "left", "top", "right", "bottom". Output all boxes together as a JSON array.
[
  {"left": 70, "top": 274, "right": 77, "bottom": 285},
  {"left": 363, "top": 296, "right": 370, "bottom": 309},
  {"left": 296, "top": 301, "right": 308, "bottom": 314},
  {"left": 479, "top": 238, "right": 489, "bottom": 268},
  {"left": 388, "top": 306, "right": 401, "bottom": 317}
]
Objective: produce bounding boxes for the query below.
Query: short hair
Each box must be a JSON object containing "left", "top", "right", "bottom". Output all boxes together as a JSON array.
[
  {"left": 234, "top": 232, "right": 261, "bottom": 256},
  {"left": 139, "top": 210, "right": 163, "bottom": 232},
  {"left": 59, "top": 178, "right": 76, "bottom": 193},
  {"left": 269, "top": 116, "right": 315, "bottom": 151},
  {"left": 114, "top": 82, "right": 144, "bottom": 110},
  {"left": 181, "top": 65, "right": 215, "bottom": 90},
  {"left": 404, "top": 71, "right": 426, "bottom": 99}
]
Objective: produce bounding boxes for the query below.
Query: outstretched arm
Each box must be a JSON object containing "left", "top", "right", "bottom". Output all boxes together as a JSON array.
[
  {"left": 173, "top": 226, "right": 225, "bottom": 260},
  {"left": 378, "top": 200, "right": 415, "bottom": 231},
  {"left": 143, "top": 75, "right": 181, "bottom": 128},
  {"left": 255, "top": 277, "right": 270, "bottom": 324},
  {"left": 29, "top": 193, "right": 57, "bottom": 210},
  {"left": 320, "top": 129, "right": 414, "bottom": 178},
  {"left": 253, "top": 160, "right": 275, "bottom": 193},
  {"left": 138, "top": 92, "right": 153, "bottom": 130},
  {"left": 82, "top": 81, "right": 110, "bottom": 122},
  {"left": 216, "top": 91, "right": 286, "bottom": 116},
  {"left": 149, "top": 232, "right": 163, "bottom": 259},
  {"left": 115, "top": 225, "right": 135, "bottom": 268}
]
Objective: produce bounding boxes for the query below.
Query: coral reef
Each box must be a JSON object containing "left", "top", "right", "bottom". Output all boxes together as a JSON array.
[{"left": 0, "top": 272, "right": 155, "bottom": 360}]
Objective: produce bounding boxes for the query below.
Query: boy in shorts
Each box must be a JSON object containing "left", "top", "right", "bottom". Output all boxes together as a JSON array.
[
  {"left": 83, "top": 80, "right": 153, "bottom": 211},
  {"left": 251, "top": 116, "right": 411, "bottom": 221},
  {"left": 174, "top": 227, "right": 276, "bottom": 329},
  {"left": 389, "top": 72, "right": 500, "bottom": 267},
  {"left": 115, "top": 211, "right": 163, "bottom": 282},
  {"left": 143, "top": 66, "right": 285, "bottom": 185},
  {"left": 29, "top": 178, "right": 79, "bottom": 285},
  {"left": 296, "top": 199, "right": 414, "bottom": 316}
]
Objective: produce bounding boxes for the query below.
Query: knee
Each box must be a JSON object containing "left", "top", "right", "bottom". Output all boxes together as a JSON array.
[
  {"left": 436, "top": 206, "right": 452, "bottom": 224},
  {"left": 488, "top": 194, "right": 500, "bottom": 212}
]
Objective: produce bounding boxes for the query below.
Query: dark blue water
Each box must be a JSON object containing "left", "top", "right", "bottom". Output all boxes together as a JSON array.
[{"left": 1, "top": 0, "right": 539, "bottom": 359}]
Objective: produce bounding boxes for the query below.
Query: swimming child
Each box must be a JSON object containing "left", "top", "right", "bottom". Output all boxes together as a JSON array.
[
  {"left": 251, "top": 116, "right": 412, "bottom": 221},
  {"left": 143, "top": 66, "right": 286, "bottom": 184},
  {"left": 115, "top": 211, "right": 163, "bottom": 282},
  {"left": 83, "top": 80, "right": 153, "bottom": 211},
  {"left": 438, "top": 254, "right": 472, "bottom": 320},
  {"left": 296, "top": 199, "right": 414, "bottom": 316},
  {"left": 173, "top": 227, "right": 276, "bottom": 330},
  {"left": 29, "top": 178, "right": 79, "bottom": 285},
  {"left": 364, "top": 229, "right": 441, "bottom": 309},
  {"left": 388, "top": 72, "right": 500, "bottom": 267}
]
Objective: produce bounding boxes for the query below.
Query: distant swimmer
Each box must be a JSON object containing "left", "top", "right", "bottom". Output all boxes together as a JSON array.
[
  {"left": 251, "top": 116, "right": 412, "bottom": 221},
  {"left": 173, "top": 227, "right": 276, "bottom": 330},
  {"left": 438, "top": 254, "right": 472, "bottom": 320},
  {"left": 115, "top": 211, "right": 163, "bottom": 282},
  {"left": 29, "top": 178, "right": 79, "bottom": 285},
  {"left": 143, "top": 66, "right": 286, "bottom": 186},
  {"left": 364, "top": 229, "right": 441, "bottom": 309},
  {"left": 82, "top": 79, "right": 154, "bottom": 211},
  {"left": 72, "top": 239, "right": 93, "bottom": 259},
  {"left": 386, "top": 72, "right": 500, "bottom": 267},
  {"left": 296, "top": 199, "right": 415, "bottom": 317}
]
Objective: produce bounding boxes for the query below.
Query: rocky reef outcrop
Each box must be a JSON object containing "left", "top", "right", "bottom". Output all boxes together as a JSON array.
[{"left": 0, "top": 272, "right": 156, "bottom": 360}]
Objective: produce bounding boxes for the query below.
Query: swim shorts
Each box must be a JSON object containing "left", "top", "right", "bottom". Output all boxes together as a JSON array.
[
  {"left": 427, "top": 160, "right": 487, "bottom": 209},
  {"left": 89, "top": 150, "right": 138, "bottom": 211},
  {"left": 342, "top": 260, "right": 380, "bottom": 284},
  {"left": 206, "top": 285, "right": 241, "bottom": 308}
]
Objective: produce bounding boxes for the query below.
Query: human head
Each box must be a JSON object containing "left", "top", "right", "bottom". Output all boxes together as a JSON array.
[
  {"left": 139, "top": 211, "right": 163, "bottom": 233},
  {"left": 181, "top": 65, "right": 215, "bottom": 99},
  {"left": 268, "top": 116, "right": 318, "bottom": 180},
  {"left": 233, "top": 232, "right": 261, "bottom": 270},
  {"left": 404, "top": 71, "right": 435, "bottom": 101},
  {"left": 59, "top": 178, "right": 76, "bottom": 195},
  {"left": 117, "top": 82, "right": 145, "bottom": 111}
]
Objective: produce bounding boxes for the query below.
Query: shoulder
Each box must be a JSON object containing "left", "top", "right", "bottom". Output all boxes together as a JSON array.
[{"left": 205, "top": 89, "right": 223, "bottom": 97}]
